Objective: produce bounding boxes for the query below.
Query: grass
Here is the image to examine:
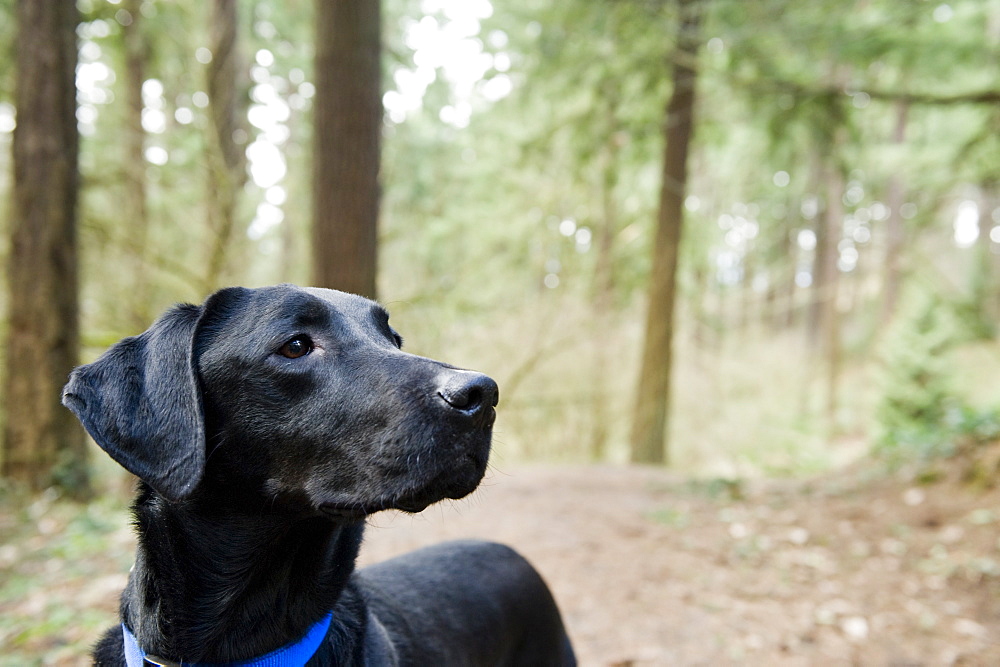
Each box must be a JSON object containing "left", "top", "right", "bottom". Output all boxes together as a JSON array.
[{"left": 0, "top": 483, "right": 134, "bottom": 664}]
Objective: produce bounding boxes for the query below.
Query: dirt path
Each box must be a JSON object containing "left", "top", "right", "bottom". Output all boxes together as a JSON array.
[
  {"left": 360, "top": 465, "right": 1000, "bottom": 665},
  {"left": 3, "top": 464, "right": 1000, "bottom": 665}
]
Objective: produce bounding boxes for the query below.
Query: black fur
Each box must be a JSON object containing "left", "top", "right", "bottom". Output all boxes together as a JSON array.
[{"left": 63, "top": 284, "right": 574, "bottom": 666}]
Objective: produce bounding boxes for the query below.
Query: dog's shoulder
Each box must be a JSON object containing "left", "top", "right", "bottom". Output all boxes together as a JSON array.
[
  {"left": 92, "top": 624, "right": 125, "bottom": 666},
  {"left": 311, "top": 582, "right": 387, "bottom": 666}
]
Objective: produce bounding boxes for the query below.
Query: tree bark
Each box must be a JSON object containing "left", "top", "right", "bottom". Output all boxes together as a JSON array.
[
  {"left": 630, "top": 0, "right": 702, "bottom": 465},
  {"left": 311, "top": 0, "right": 381, "bottom": 300},
  {"left": 881, "top": 101, "right": 909, "bottom": 326},
  {"left": 806, "top": 154, "right": 829, "bottom": 345},
  {"left": 123, "top": 0, "right": 151, "bottom": 328},
  {"left": 821, "top": 160, "right": 845, "bottom": 423},
  {"left": 590, "top": 124, "right": 621, "bottom": 462},
  {"left": 967, "top": 191, "right": 1000, "bottom": 338},
  {"left": 204, "top": 0, "right": 247, "bottom": 292},
  {"left": 2, "top": 0, "right": 89, "bottom": 496}
]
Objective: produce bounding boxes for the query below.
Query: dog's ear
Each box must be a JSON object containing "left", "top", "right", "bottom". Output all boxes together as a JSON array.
[{"left": 62, "top": 304, "right": 207, "bottom": 502}]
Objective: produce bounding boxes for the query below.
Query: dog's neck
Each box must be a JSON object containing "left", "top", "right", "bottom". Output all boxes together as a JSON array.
[{"left": 121, "top": 483, "right": 366, "bottom": 663}]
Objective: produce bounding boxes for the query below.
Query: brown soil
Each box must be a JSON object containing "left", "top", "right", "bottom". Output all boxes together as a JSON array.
[
  {"left": 360, "top": 465, "right": 1000, "bottom": 666},
  {"left": 5, "top": 463, "right": 1000, "bottom": 665}
]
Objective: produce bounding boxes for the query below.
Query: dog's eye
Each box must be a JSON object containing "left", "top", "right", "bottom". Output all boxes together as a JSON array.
[{"left": 278, "top": 336, "right": 313, "bottom": 359}]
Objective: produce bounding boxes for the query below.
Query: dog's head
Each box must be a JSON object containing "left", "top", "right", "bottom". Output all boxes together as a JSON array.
[{"left": 62, "top": 285, "right": 498, "bottom": 518}]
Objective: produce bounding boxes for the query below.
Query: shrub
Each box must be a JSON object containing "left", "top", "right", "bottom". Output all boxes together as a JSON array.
[{"left": 876, "top": 291, "right": 960, "bottom": 461}]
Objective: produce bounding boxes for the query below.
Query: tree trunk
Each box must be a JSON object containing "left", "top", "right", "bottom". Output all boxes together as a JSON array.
[
  {"left": 204, "top": 0, "right": 247, "bottom": 292},
  {"left": 123, "top": 0, "right": 151, "bottom": 328},
  {"left": 785, "top": 209, "right": 799, "bottom": 329},
  {"left": 630, "top": 0, "right": 702, "bottom": 465},
  {"left": 821, "top": 159, "right": 845, "bottom": 424},
  {"left": 311, "top": 0, "right": 381, "bottom": 300},
  {"left": 590, "top": 125, "right": 621, "bottom": 461},
  {"left": 772, "top": 211, "right": 797, "bottom": 330},
  {"left": 806, "top": 155, "right": 829, "bottom": 346},
  {"left": 881, "top": 101, "right": 909, "bottom": 326},
  {"left": 2, "top": 0, "right": 89, "bottom": 496},
  {"left": 969, "top": 191, "right": 999, "bottom": 338}
]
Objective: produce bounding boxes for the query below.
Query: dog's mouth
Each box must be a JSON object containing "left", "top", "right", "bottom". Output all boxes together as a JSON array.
[
  {"left": 318, "top": 447, "right": 489, "bottom": 521},
  {"left": 318, "top": 496, "right": 434, "bottom": 521},
  {"left": 319, "top": 478, "right": 481, "bottom": 520},
  {"left": 318, "top": 503, "right": 415, "bottom": 522}
]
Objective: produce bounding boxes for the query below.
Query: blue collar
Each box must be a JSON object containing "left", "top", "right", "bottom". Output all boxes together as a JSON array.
[{"left": 122, "top": 612, "right": 333, "bottom": 667}]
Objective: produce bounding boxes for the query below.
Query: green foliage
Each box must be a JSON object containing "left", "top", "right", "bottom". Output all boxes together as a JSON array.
[
  {"left": 875, "top": 291, "right": 1000, "bottom": 462},
  {"left": 0, "top": 489, "right": 133, "bottom": 662},
  {"left": 2, "top": 0, "right": 1000, "bottom": 476},
  {"left": 876, "top": 292, "right": 956, "bottom": 458}
]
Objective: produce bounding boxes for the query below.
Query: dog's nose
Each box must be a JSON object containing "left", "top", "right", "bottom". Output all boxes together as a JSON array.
[{"left": 437, "top": 371, "right": 499, "bottom": 428}]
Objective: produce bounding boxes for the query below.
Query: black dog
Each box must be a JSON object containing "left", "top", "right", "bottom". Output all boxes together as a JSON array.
[{"left": 63, "top": 284, "right": 575, "bottom": 666}]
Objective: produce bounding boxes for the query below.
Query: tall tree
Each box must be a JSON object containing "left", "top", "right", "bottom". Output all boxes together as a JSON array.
[
  {"left": 122, "top": 0, "right": 151, "bottom": 328},
  {"left": 590, "top": 115, "right": 622, "bottom": 461},
  {"left": 311, "top": 0, "right": 381, "bottom": 299},
  {"left": 2, "top": 0, "right": 89, "bottom": 495},
  {"left": 880, "top": 101, "right": 909, "bottom": 326},
  {"left": 630, "top": 0, "right": 702, "bottom": 464},
  {"left": 819, "top": 152, "right": 845, "bottom": 421},
  {"left": 205, "top": 0, "right": 247, "bottom": 291}
]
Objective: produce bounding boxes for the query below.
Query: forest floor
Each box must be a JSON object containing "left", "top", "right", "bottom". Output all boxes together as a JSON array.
[{"left": 3, "top": 461, "right": 1000, "bottom": 665}]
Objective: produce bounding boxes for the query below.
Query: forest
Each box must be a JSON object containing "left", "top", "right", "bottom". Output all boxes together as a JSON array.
[{"left": 2, "top": 0, "right": 1000, "bottom": 663}]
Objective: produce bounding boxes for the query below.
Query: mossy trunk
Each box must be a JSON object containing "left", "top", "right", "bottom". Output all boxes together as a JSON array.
[
  {"left": 3, "top": 0, "right": 89, "bottom": 497},
  {"left": 630, "top": 0, "right": 702, "bottom": 465},
  {"left": 311, "top": 0, "right": 381, "bottom": 300}
]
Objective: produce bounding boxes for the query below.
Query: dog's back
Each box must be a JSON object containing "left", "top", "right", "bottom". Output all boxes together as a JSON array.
[{"left": 355, "top": 540, "right": 575, "bottom": 666}]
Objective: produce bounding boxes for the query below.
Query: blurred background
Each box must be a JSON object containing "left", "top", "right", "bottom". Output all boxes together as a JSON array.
[{"left": 1, "top": 0, "right": 1000, "bottom": 663}]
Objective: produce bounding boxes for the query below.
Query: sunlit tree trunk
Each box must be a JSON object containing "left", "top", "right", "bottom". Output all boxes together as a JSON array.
[
  {"left": 312, "top": 0, "right": 381, "bottom": 299},
  {"left": 590, "top": 120, "right": 621, "bottom": 461},
  {"left": 123, "top": 0, "right": 151, "bottom": 328},
  {"left": 969, "top": 191, "right": 1000, "bottom": 338},
  {"left": 806, "top": 154, "right": 828, "bottom": 345},
  {"left": 821, "top": 159, "right": 845, "bottom": 423},
  {"left": 772, "top": 209, "right": 797, "bottom": 330},
  {"left": 204, "top": 0, "right": 247, "bottom": 292},
  {"left": 804, "top": 130, "right": 846, "bottom": 426},
  {"left": 630, "top": 0, "right": 702, "bottom": 465},
  {"left": 989, "top": 192, "right": 1000, "bottom": 330},
  {"left": 739, "top": 253, "right": 754, "bottom": 333},
  {"left": 2, "top": 0, "right": 89, "bottom": 496},
  {"left": 881, "top": 101, "right": 909, "bottom": 326}
]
